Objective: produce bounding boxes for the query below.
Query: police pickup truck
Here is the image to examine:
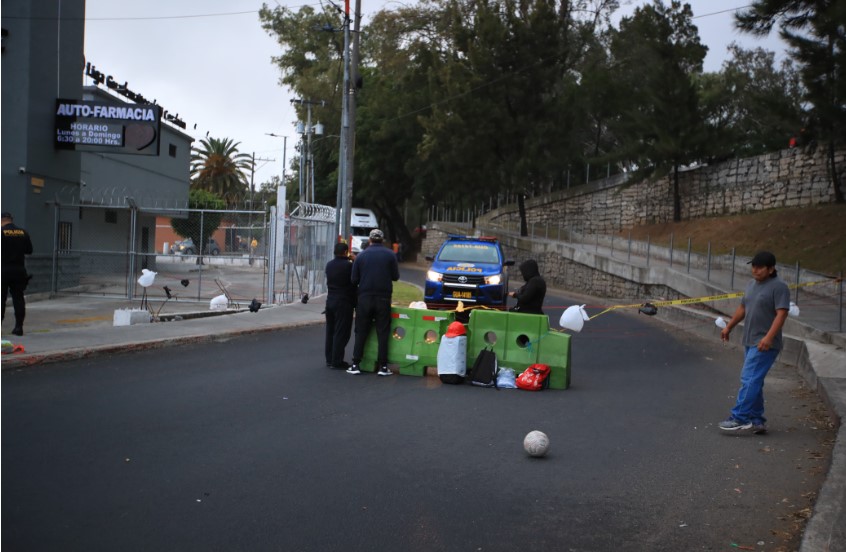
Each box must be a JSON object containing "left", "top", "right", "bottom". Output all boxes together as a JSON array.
[{"left": 424, "top": 235, "right": 514, "bottom": 310}]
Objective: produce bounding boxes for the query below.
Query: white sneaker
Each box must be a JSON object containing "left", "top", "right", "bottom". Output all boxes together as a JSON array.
[
  {"left": 377, "top": 366, "right": 393, "bottom": 377},
  {"left": 346, "top": 365, "right": 361, "bottom": 375}
]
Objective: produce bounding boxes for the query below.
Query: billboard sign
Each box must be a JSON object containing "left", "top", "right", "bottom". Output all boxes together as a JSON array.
[{"left": 55, "top": 99, "right": 162, "bottom": 156}]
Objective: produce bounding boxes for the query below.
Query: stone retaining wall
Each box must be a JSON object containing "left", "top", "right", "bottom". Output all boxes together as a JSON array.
[{"left": 483, "top": 146, "right": 844, "bottom": 234}]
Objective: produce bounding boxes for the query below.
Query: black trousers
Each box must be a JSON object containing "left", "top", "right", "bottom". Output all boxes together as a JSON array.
[
  {"left": 352, "top": 294, "right": 392, "bottom": 367},
  {"left": 324, "top": 296, "right": 354, "bottom": 366},
  {"left": 2, "top": 267, "right": 28, "bottom": 327}
]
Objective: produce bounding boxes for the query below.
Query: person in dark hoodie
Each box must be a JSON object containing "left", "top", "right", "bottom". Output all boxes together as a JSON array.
[{"left": 509, "top": 259, "right": 546, "bottom": 315}]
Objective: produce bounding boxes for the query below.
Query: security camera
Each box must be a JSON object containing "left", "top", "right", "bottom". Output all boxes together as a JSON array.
[{"left": 18, "top": 167, "right": 25, "bottom": 174}]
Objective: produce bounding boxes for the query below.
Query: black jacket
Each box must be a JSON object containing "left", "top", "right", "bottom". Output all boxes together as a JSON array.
[
  {"left": 511, "top": 259, "right": 546, "bottom": 315},
  {"left": 2, "top": 222, "right": 33, "bottom": 271},
  {"left": 351, "top": 242, "right": 399, "bottom": 297},
  {"left": 325, "top": 256, "right": 357, "bottom": 304}
]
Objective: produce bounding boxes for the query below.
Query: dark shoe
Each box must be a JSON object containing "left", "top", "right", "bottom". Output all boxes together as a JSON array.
[
  {"left": 346, "top": 364, "right": 361, "bottom": 375},
  {"left": 332, "top": 361, "right": 350, "bottom": 370},
  {"left": 377, "top": 366, "right": 393, "bottom": 377},
  {"left": 11, "top": 326, "right": 23, "bottom": 336}
]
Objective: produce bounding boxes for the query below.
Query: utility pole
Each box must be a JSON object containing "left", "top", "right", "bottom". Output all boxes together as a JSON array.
[
  {"left": 335, "top": 0, "right": 352, "bottom": 243},
  {"left": 291, "top": 98, "right": 325, "bottom": 203},
  {"left": 343, "top": 0, "right": 362, "bottom": 241}
]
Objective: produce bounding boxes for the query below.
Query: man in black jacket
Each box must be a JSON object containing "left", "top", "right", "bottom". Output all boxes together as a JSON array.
[
  {"left": 509, "top": 259, "right": 546, "bottom": 315},
  {"left": 2, "top": 212, "right": 33, "bottom": 336},
  {"left": 347, "top": 229, "right": 399, "bottom": 376},
  {"left": 325, "top": 242, "right": 357, "bottom": 369}
]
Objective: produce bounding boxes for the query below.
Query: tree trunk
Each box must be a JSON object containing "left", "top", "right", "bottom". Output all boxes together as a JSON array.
[
  {"left": 518, "top": 193, "right": 528, "bottom": 236},
  {"left": 673, "top": 163, "right": 681, "bottom": 222},
  {"left": 829, "top": 139, "right": 845, "bottom": 203}
]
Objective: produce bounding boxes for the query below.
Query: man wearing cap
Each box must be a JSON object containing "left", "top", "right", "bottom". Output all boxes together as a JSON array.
[
  {"left": 2, "top": 212, "right": 33, "bottom": 336},
  {"left": 347, "top": 228, "right": 400, "bottom": 376},
  {"left": 718, "top": 251, "right": 790, "bottom": 434},
  {"left": 324, "top": 242, "right": 356, "bottom": 369}
]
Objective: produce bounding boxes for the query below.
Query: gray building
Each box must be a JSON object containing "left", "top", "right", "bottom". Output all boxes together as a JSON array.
[{"left": 2, "top": 0, "right": 192, "bottom": 293}]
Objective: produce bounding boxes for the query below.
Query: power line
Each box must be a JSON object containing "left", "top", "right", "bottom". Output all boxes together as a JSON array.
[{"left": 0, "top": 4, "right": 322, "bottom": 22}]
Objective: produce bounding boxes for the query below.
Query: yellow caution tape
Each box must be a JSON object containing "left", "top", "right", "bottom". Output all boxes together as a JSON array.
[{"left": 588, "top": 278, "right": 839, "bottom": 320}]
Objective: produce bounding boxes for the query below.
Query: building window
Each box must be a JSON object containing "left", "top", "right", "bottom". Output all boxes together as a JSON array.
[
  {"left": 105, "top": 210, "right": 117, "bottom": 224},
  {"left": 169, "top": 143, "right": 177, "bottom": 157},
  {"left": 58, "top": 222, "right": 72, "bottom": 253}
]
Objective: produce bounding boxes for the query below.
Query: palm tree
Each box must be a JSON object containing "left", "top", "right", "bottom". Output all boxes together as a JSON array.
[{"left": 190, "top": 137, "right": 253, "bottom": 201}]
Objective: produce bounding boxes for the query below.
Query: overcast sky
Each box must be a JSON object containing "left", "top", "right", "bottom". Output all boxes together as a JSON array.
[{"left": 83, "top": 0, "right": 786, "bottom": 186}]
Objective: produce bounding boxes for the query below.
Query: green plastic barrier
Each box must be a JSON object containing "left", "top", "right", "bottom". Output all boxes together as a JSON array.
[
  {"left": 360, "top": 307, "right": 455, "bottom": 375},
  {"left": 466, "top": 309, "right": 571, "bottom": 389}
]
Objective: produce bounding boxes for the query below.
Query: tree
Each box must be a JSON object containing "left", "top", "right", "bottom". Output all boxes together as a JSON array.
[
  {"left": 170, "top": 189, "right": 226, "bottom": 261},
  {"left": 736, "top": 0, "right": 845, "bottom": 203},
  {"left": 610, "top": 0, "right": 707, "bottom": 222},
  {"left": 698, "top": 44, "right": 804, "bottom": 160},
  {"left": 190, "top": 137, "right": 253, "bottom": 203}
]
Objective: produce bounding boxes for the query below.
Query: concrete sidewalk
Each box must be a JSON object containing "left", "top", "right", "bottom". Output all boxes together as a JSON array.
[{"left": 1, "top": 294, "right": 327, "bottom": 367}]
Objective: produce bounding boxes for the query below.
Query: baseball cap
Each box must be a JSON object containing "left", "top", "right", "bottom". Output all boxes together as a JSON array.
[
  {"left": 748, "top": 251, "right": 776, "bottom": 267},
  {"left": 369, "top": 228, "right": 384, "bottom": 241}
]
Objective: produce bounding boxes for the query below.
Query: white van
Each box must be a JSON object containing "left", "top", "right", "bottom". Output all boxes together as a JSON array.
[{"left": 349, "top": 208, "right": 378, "bottom": 254}]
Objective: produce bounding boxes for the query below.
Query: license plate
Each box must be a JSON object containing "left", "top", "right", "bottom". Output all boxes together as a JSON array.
[{"left": 452, "top": 291, "right": 473, "bottom": 299}]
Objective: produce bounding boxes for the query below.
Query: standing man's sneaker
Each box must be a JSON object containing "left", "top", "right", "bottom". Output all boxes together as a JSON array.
[
  {"left": 719, "top": 418, "right": 752, "bottom": 431},
  {"left": 752, "top": 423, "right": 768, "bottom": 435},
  {"left": 377, "top": 366, "right": 393, "bottom": 377},
  {"left": 346, "top": 364, "right": 361, "bottom": 375}
]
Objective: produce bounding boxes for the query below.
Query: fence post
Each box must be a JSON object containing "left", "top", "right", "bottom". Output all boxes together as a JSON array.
[
  {"left": 839, "top": 271, "right": 843, "bottom": 333},
  {"left": 610, "top": 234, "right": 614, "bottom": 258},
  {"left": 794, "top": 261, "right": 800, "bottom": 304},
  {"left": 646, "top": 235, "right": 651, "bottom": 266},
  {"left": 706, "top": 241, "right": 711, "bottom": 281},
  {"left": 730, "top": 247, "right": 736, "bottom": 289},
  {"left": 686, "top": 237, "right": 692, "bottom": 274},
  {"left": 627, "top": 231, "right": 632, "bottom": 262},
  {"left": 198, "top": 210, "right": 204, "bottom": 300},
  {"left": 51, "top": 202, "right": 60, "bottom": 294},
  {"left": 127, "top": 206, "right": 137, "bottom": 300},
  {"left": 669, "top": 233, "right": 674, "bottom": 268}
]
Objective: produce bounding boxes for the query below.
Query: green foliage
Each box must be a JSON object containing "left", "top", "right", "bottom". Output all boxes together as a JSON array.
[
  {"left": 190, "top": 137, "right": 254, "bottom": 202},
  {"left": 736, "top": 0, "right": 845, "bottom": 202},
  {"left": 698, "top": 44, "right": 804, "bottom": 159},
  {"left": 170, "top": 190, "right": 226, "bottom": 254},
  {"left": 259, "top": 0, "right": 832, "bottom": 232}
]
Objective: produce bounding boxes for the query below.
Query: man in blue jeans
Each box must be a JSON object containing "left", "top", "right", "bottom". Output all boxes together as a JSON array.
[
  {"left": 719, "top": 251, "right": 790, "bottom": 434},
  {"left": 347, "top": 228, "right": 399, "bottom": 376}
]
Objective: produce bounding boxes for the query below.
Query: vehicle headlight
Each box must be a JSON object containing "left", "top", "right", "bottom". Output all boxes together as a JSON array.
[
  {"left": 426, "top": 270, "right": 443, "bottom": 282},
  {"left": 485, "top": 273, "right": 502, "bottom": 285}
]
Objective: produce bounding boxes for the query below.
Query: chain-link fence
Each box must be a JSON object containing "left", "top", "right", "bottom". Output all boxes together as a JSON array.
[
  {"left": 51, "top": 197, "right": 340, "bottom": 308},
  {"left": 52, "top": 203, "right": 271, "bottom": 306},
  {"left": 271, "top": 202, "right": 335, "bottom": 304}
]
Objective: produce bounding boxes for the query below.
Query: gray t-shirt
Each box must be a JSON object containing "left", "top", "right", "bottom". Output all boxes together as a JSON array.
[{"left": 741, "top": 276, "right": 791, "bottom": 350}]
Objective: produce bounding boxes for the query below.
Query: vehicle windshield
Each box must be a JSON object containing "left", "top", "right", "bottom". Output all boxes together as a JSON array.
[
  {"left": 351, "top": 227, "right": 374, "bottom": 237},
  {"left": 437, "top": 243, "right": 500, "bottom": 264}
]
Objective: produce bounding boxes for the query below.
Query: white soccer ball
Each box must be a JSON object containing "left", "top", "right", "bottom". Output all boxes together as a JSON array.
[{"left": 523, "top": 430, "right": 550, "bottom": 457}]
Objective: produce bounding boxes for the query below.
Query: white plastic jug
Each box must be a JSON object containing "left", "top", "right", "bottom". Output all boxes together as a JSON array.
[{"left": 559, "top": 304, "right": 588, "bottom": 332}]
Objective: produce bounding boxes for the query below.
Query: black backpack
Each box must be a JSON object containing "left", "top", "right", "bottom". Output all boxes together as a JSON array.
[{"left": 469, "top": 347, "right": 498, "bottom": 388}]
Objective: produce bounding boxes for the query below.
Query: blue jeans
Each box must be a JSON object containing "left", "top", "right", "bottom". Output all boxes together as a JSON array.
[{"left": 730, "top": 346, "right": 779, "bottom": 424}]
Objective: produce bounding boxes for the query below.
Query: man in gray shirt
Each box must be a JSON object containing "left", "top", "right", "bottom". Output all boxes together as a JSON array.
[{"left": 718, "top": 251, "right": 790, "bottom": 433}]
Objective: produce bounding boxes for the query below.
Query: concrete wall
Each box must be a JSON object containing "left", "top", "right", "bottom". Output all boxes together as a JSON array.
[{"left": 483, "top": 146, "right": 845, "bottom": 234}]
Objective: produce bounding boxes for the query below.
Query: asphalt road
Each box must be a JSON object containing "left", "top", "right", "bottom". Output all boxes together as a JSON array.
[{"left": 1, "top": 269, "right": 835, "bottom": 552}]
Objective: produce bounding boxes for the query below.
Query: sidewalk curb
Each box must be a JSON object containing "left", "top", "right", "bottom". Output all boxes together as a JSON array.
[{"left": 1, "top": 319, "right": 324, "bottom": 371}]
